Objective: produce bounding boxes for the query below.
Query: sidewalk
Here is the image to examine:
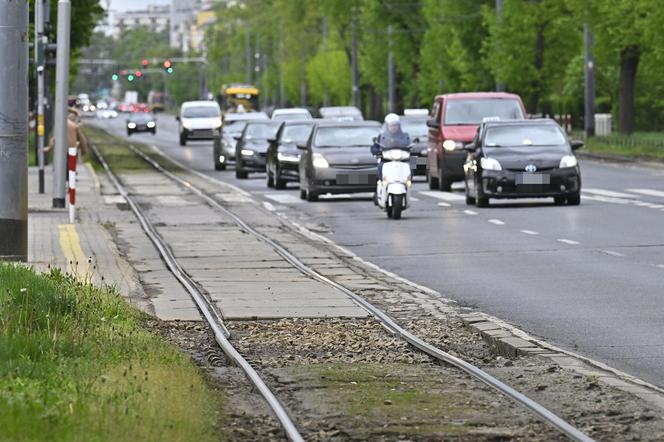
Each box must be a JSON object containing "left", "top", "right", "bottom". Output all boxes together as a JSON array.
[{"left": 27, "top": 164, "right": 201, "bottom": 321}]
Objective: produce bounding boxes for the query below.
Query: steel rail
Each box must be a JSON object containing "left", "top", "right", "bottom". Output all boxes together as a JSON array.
[
  {"left": 123, "top": 143, "right": 593, "bottom": 442},
  {"left": 89, "top": 144, "right": 305, "bottom": 442}
]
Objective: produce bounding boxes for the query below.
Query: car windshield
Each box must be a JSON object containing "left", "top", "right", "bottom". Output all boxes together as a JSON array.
[
  {"left": 444, "top": 99, "right": 524, "bottom": 125},
  {"left": 130, "top": 113, "right": 154, "bottom": 122},
  {"left": 484, "top": 125, "right": 567, "bottom": 147},
  {"left": 182, "top": 106, "right": 220, "bottom": 118},
  {"left": 281, "top": 124, "right": 313, "bottom": 144},
  {"left": 223, "top": 121, "right": 246, "bottom": 135},
  {"left": 245, "top": 123, "right": 280, "bottom": 139},
  {"left": 400, "top": 120, "right": 428, "bottom": 138},
  {"left": 315, "top": 126, "right": 378, "bottom": 147}
]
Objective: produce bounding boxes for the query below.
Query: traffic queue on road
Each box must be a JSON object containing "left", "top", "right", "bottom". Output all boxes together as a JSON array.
[{"left": 178, "top": 91, "right": 584, "bottom": 216}]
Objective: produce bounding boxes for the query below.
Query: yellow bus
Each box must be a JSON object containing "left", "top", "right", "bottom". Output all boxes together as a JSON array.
[{"left": 220, "top": 84, "right": 259, "bottom": 112}]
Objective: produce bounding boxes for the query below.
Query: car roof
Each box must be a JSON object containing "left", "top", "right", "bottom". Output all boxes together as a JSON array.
[
  {"left": 272, "top": 108, "right": 310, "bottom": 114},
  {"left": 319, "top": 106, "right": 363, "bottom": 115},
  {"left": 435, "top": 92, "right": 523, "bottom": 101},
  {"left": 181, "top": 101, "right": 219, "bottom": 108},
  {"left": 481, "top": 118, "right": 559, "bottom": 129},
  {"left": 245, "top": 120, "right": 282, "bottom": 126},
  {"left": 280, "top": 119, "right": 319, "bottom": 126},
  {"left": 223, "top": 112, "right": 269, "bottom": 122},
  {"left": 314, "top": 120, "right": 380, "bottom": 128}
]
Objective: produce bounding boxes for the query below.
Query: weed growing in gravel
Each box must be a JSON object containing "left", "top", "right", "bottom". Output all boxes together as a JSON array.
[{"left": 0, "top": 264, "right": 223, "bottom": 441}]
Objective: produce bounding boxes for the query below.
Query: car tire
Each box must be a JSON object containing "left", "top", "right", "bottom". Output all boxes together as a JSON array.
[
  {"left": 306, "top": 189, "right": 318, "bottom": 202},
  {"left": 179, "top": 133, "right": 186, "bottom": 146},
  {"left": 438, "top": 165, "right": 452, "bottom": 191},
  {"left": 476, "top": 196, "right": 489, "bottom": 208},
  {"left": 465, "top": 181, "right": 475, "bottom": 205},
  {"left": 567, "top": 192, "right": 581, "bottom": 205},
  {"left": 392, "top": 194, "right": 403, "bottom": 220},
  {"left": 214, "top": 162, "right": 226, "bottom": 171},
  {"left": 554, "top": 195, "right": 566, "bottom": 205},
  {"left": 275, "top": 177, "right": 286, "bottom": 190},
  {"left": 427, "top": 167, "right": 439, "bottom": 190},
  {"left": 266, "top": 170, "right": 274, "bottom": 188},
  {"left": 151, "top": 129, "right": 156, "bottom": 135},
  {"left": 300, "top": 188, "right": 307, "bottom": 200},
  {"left": 127, "top": 130, "right": 132, "bottom": 136}
]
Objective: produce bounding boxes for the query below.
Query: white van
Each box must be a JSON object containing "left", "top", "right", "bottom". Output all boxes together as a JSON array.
[{"left": 177, "top": 101, "right": 222, "bottom": 146}]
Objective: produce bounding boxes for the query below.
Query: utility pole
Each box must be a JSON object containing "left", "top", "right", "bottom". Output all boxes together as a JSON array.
[
  {"left": 52, "top": 0, "right": 71, "bottom": 209},
  {"left": 387, "top": 25, "right": 396, "bottom": 113},
  {"left": 0, "top": 0, "right": 29, "bottom": 261},
  {"left": 351, "top": 16, "right": 360, "bottom": 108},
  {"left": 495, "top": 0, "right": 506, "bottom": 92},
  {"left": 35, "top": 0, "right": 47, "bottom": 194},
  {"left": 254, "top": 31, "right": 261, "bottom": 108},
  {"left": 279, "top": 18, "right": 285, "bottom": 108},
  {"left": 245, "top": 29, "right": 251, "bottom": 84},
  {"left": 584, "top": 22, "right": 595, "bottom": 138},
  {"left": 322, "top": 16, "right": 329, "bottom": 107}
]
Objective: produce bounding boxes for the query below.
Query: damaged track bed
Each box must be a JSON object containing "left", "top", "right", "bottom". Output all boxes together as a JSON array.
[{"left": 89, "top": 138, "right": 663, "bottom": 441}]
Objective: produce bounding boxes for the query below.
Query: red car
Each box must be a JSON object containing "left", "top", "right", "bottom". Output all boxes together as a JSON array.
[{"left": 426, "top": 92, "right": 527, "bottom": 191}]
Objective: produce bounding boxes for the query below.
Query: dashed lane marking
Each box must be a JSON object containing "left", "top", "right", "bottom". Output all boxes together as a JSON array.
[
  {"left": 437, "top": 202, "right": 451, "bottom": 207},
  {"left": 263, "top": 201, "right": 276, "bottom": 211},
  {"left": 463, "top": 210, "right": 478, "bottom": 215},
  {"left": 583, "top": 188, "right": 637, "bottom": 199},
  {"left": 626, "top": 188, "right": 664, "bottom": 198},
  {"left": 410, "top": 197, "right": 420, "bottom": 201},
  {"left": 557, "top": 238, "right": 580, "bottom": 245},
  {"left": 521, "top": 230, "right": 539, "bottom": 235},
  {"left": 419, "top": 190, "right": 466, "bottom": 202},
  {"left": 488, "top": 219, "right": 505, "bottom": 225},
  {"left": 264, "top": 193, "right": 303, "bottom": 204},
  {"left": 600, "top": 250, "right": 624, "bottom": 257}
]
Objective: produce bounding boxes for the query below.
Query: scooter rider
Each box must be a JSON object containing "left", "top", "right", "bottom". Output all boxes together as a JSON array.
[{"left": 372, "top": 113, "right": 411, "bottom": 203}]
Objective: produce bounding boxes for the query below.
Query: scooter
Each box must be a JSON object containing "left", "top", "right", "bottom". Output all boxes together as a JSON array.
[{"left": 375, "top": 143, "right": 414, "bottom": 220}]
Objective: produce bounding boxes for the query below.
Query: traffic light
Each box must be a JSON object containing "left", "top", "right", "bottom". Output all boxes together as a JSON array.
[
  {"left": 141, "top": 59, "right": 149, "bottom": 68},
  {"left": 135, "top": 70, "right": 143, "bottom": 78},
  {"left": 111, "top": 73, "right": 119, "bottom": 81},
  {"left": 127, "top": 74, "right": 134, "bottom": 82},
  {"left": 163, "top": 59, "right": 174, "bottom": 74}
]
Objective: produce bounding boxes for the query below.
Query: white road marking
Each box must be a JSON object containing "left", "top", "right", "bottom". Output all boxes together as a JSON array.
[
  {"left": 657, "top": 264, "right": 664, "bottom": 269},
  {"left": 419, "top": 190, "right": 466, "bottom": 202},
  {"left": 557, "top": 238, "right": 580, "bottom": 245},
  {"left": 600, "top": 250, "right": 624, "bottom": 257},
  {"left": 583, "top": 188, "right": 637, "bottom": 199},
  {"left": 262, "top": 201, "right": 276, "bottom": 211},
  {"left": 410, "top": 197, "right": 420, "bottom": 201},
  {"left": 264, "top": 193, "right": 303, "bottom": 204},
  {"left": 463, "top": 210, "right": 478, "bottom": 215},
  {"left": 103, "top": 195, "right": 126, "bottom": 205},
  {"left": 581, "top": 195, "right": 632, "bottom": 205},
  {"left": 521, "top": 230, "right": 539, "bottom": 235},
  {"left": 488, "top": 219, "right": 505, "bottom": 225},
  {"left": 437, "top": 202, "right": 451, "bottom": 207},
  {"left": 626, "top": 188, "right": 664, "bottom": 198}
]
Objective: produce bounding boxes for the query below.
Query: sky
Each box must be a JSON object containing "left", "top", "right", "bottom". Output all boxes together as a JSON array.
[{"left": 107, "top": 0, "right": 171, "bottom": 12}]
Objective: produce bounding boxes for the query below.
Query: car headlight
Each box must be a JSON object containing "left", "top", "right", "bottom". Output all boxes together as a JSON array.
[
  {"left": 312, "top": 153, "right": 329, "bottom": 168},
  {"left": 420, "top": 148, "right": 428, "bottom": 155},
  {"left": 480, "top": 157, "right": 502, "bottom": 171},
  {"left": 278, "top": 152, "right": 300, "bottom": 163},
  {"left": 127, "top": 122, "right": 136, "bottom": 129},
  {"left": 241, "top": 149, "right": 254, "bottom": 157},
  {"left": 182, "top": 120, "right": 192, "bottom": 130},
  {"left": 147, "top": 121, "right": 156, "bottom": 128},
  {"left": 382, "top": 149, "right": 410, "bottom": 161},
  {"left": 213, "top": 119, "right": 222, "bottom": 129},
  {"left": 443, "top": 139, "right": 463, "bottom": 151},
  {"left": 559, "top": 155, "right": 578, "bottom": 168}
]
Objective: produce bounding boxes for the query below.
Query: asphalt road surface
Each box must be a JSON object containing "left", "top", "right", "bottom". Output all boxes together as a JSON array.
[{"left": 92, "top": 114, "right": 664, "bottom": 387}]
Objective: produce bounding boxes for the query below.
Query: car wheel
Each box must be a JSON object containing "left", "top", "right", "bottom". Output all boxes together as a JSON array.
[
  {"left": 214, "top": 162, "right": 226, "bottom": 171},
  {"left": 275, "top": 169, "right": 286, "bottom": 190},
  {"left": 427, "top": 167, "right": 439, "bottom": 190},
  {"left": 554, "top": 195, "right": 566, "bottom": 205},
  {"left": 236, "top": 158, "right": 248, "bottom": 179},
  {"left": 127, "top": 130, "right": 132, "bottom": 136},
  {"left": 465, "top": 180, "right": 475, "bottom": 205},
  {"left": 179, "top": 133, "right": 186, "bottom": 146},
  {"left": 300, "top": 188, "right": 307, "bottom": 200},
  {"left": 438, "top": 165, "right": 451, "bottom": 191},
  {"left": 567, "top": 192, "right": 581, "bottom": 205},
  {"left": 391, "top": 194, "right": 403, "bottom": 220},
  {"left": 306, "top": 189, "right": 318, "bottom": 202},
  {"left": 151, "top": 129, "right": 156, "bottom": 135},
  {"left": 475, "top": 180, "right": 489, "bottom": 207},
  {"left": 266, "top": 170, "right": 274, "bottom": 188}
]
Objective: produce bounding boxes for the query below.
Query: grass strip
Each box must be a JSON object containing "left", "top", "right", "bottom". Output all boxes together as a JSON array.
[
  {"left": 572, "top": 131, "right": 664, "bottom": 160},
  {"left": 0, "top": 264, "right": 224, "bottom": 441}
]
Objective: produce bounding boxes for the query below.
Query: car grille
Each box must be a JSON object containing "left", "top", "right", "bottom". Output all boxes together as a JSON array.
[{"left": 331, "top": 163, "right": 373, "bottom": 170}]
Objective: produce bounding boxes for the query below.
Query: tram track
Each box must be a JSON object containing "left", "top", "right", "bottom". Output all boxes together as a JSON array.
[{"left": 90, "top": 140, "right": 593, "bottom": 442}]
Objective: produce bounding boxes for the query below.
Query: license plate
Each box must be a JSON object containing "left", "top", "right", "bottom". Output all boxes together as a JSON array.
[
  {"left": 337, "top": 173, "right": 375, "bottom": 185},
  {"left": 409, "top": 157, "right": 427, "bottom": 169},
  {"left": 517, "top": 173, "right": 550, "bottom": 185}
]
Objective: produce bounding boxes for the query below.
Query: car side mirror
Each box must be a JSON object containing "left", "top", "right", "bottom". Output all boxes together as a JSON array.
[
  {"left": 233, "top": 135, "right": 242, "bottom": 141},
  {"left": 372, "top": 137, "right": 378, "bottom": 144},
  {"left": 412, "top": 137, "right": 420, "bottom": 144},
  {"left": 464, "top": 143, "right": 477, "bottom": 152},
  {"left": 267, "top": 137, "right": 277, "bottom": 143},
  {"left": 175, "top": 116, "right": 180, "bottom": 121},
  {"left": 296, "top": 142, "right": 308, "bottom": 150},
  {"left": 426, "top": 118, "right": 440, "bottom": 129},
  {"left": 570, "top": 140, "right": 584, "bottom": 150}
]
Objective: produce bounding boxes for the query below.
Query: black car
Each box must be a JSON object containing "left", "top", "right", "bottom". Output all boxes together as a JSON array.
[
  {"left": 299, "top": 120, "right": 381, "bottom": 201},
  {"left": 126, "top": 112, "right": 156, "bottom": 135},
  {"left": 266, "top": 120, "right": 316, "bottom": 189},
  {"left": 234, "top": 121, "right": 281, "bottom": 179},
  {"left": 400, "top": 116, "right": 429, "bottom": 175},
  {"left": 214, "top": 111, "right": 269, "bottom": 170},
  {"left": 463, "top": 119, "right": 583, "bottom": 207}
]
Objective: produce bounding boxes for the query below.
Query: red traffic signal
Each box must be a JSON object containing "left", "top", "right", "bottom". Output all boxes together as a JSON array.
[
  {"left": 163, "top": 60, "right": 172, "bottom": 69},
  {"left": 141, "top": 59, "right": 149, "bottom": 67},
  {"left": 135, "top": 70, "right": 142, "bottom": 78}
]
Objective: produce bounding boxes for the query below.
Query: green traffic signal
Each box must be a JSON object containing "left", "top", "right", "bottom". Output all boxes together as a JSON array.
[
  {"left": 166, "top": 67, "right": 174, "bottom": 74},
  {"left": 111, "top": 73, "right": 119, "bottom": 81},
  {"left": 127, "top": 74, "right": 134, "bottom": 82}
]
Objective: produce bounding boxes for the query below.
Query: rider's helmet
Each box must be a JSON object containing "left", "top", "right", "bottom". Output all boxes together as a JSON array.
[{"left": 384, "top": 113, "right": 400, "bottom": 133}]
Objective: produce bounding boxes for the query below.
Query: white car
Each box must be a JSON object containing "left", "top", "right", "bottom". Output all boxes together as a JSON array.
[
  {"left": 177, "top": 101, "right": 222, "bottom": 146},
  {"left": 271, "top": 108, "right": 312, "bottom": 121}
]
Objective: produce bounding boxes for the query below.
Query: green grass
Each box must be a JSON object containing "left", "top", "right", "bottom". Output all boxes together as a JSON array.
[
  {"left": 0, "top": 264, "right": 224, "bottom": 441},
  {"left": 576, "top": 131, "right": 664, "bottom": 159},
  {"left": 80, "top": 125, "right": 152, "bottom": 172}
]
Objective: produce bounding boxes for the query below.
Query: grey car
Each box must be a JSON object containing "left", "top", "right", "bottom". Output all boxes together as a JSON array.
[
  {"left": 298, "top": 120, "right": 380, "bottom": 201},
  {"left": 214, "top": 112, "right": 268, "bottom": 170}
]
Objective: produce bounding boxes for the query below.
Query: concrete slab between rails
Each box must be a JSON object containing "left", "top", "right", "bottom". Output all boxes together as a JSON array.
[{"left": 459, "top": 314, "right": 664, "bottom": 411}]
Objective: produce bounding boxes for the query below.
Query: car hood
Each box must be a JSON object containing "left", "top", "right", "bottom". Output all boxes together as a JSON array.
[
  {"left": 314, "top": 146, "right": 374, "bottom": 166},
  {"left": 442, "top": 125, "right": 478, "bottom": 142},
  {"left": 182, "top": 117, "right": 221, "bottom": 129},
  {"left": 484, "top": 145, "right": 571, "bottom": 170},
  {"left": 278, "top": 143, "right": 300, "bottom": 156},
  {"left": 244, "top": 139, "right": 270, "bottom": 153}
]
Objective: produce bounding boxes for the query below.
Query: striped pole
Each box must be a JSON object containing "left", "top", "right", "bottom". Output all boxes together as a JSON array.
[{"left": 67, "top": 146, "right": 76, "bottom": 223}]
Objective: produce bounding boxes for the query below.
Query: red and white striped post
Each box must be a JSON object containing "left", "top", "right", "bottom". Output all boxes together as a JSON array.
[{"left": 67, "top": 146, "right": 77, "bottom": 223}]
